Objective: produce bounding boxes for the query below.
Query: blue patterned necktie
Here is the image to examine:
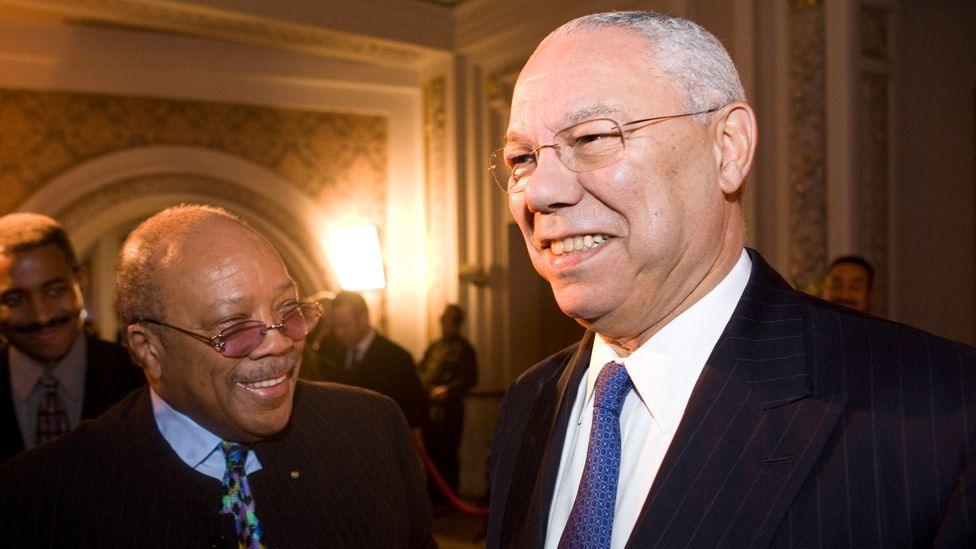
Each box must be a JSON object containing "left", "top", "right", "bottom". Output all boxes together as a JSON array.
[
  {"left": 220, "top": 442, "right": 266, "bottom": 549},
  {"left": 559, "top": 361, "right": 633, "bottom": 549}
]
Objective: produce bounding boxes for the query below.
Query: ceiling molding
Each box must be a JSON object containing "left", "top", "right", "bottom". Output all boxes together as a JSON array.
[{"left": 0, "top": 0, "right": 445, "bottom": 67}]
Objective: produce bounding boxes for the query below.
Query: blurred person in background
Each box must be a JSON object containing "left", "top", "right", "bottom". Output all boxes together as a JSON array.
[{"left": 0, "top": 212, "right": 142, "bottom": 463}]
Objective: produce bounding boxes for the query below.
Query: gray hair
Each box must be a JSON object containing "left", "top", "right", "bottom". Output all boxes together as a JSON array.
[
  {"left": 115, "top": 204, "right": 244, "bottom": 326},
  {"left": 562, "top": 11, "right": 746, "bottom": 114}
]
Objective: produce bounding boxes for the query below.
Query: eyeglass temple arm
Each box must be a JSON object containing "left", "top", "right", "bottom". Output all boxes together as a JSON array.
[{"left": 137, "top": 318, "right": 223, "bottom": 349}]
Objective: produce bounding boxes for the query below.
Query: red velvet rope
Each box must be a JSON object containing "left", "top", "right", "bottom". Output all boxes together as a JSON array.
[{"left": 412, "top": 433, "right": 489, "bottom": 517}]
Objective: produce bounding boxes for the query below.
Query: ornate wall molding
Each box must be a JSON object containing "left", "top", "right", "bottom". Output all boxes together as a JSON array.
[
  {"left": 858, "top": 4, "right": 889, "bottom": 60},
  {"left": 423, "top": 75, "right": 451, "bottom": 331},
  {"left": 59, "top": 173, "right": 329, "bottom": 291},
  {"left": 0, "top": 0, "right": 433, "bottom": 67},
  {"left": 787, "top": 2, "right": 828, "bottom": 292},
  {"left": 856, "top": 2, "right": 892, "bottom": 314}
]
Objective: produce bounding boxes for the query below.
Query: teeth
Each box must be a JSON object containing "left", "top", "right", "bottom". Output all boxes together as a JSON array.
[
  {"left": 244, "top": 374, "right": 287, "bottom": 389},
  {"left": 548, "top": 234, "right": 609, "bottom": 256}
]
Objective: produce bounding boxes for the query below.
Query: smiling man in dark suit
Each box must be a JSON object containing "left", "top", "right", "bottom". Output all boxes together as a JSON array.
[
  {"left": 0, "top": 205, "right": 432, "bottom": 547},
  {"left": 487, "top": 11, "right": 975, "bottom": 548},
  {"left": 0, "top": 212, "right": 143, "bottom": 463}
]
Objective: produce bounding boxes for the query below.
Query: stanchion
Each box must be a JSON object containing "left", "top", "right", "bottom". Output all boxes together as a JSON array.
[{"left": 412, "top": 433, "right": 489, "bottom": 517}]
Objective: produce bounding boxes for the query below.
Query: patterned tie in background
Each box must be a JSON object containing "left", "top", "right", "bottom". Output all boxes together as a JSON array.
[
  {"left": 35, "top": 372, "right": 70, "bottom": 445},
  {"left": 220, "top": 441, "right": 266, "bottom": 549},
  {"left": 559, "top": 361, "right": 633, "bottom": 549}
]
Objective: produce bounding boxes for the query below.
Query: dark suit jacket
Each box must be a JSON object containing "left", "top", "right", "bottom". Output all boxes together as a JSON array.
[
  {"left": 316, "top": 333, "right": 428, "bottom": 428},
  {"left": 0, "top": 381, "right": 434, "bottom": 548},
  {"left": 488, "top": 250, "right": 976, "bottom": 548},
  {"left": 0, "top": 334, "right": 144, "bottom": 463}
]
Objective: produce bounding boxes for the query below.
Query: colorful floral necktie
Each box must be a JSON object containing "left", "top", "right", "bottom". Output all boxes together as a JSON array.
[
  {"left": 35, "top": 372, "right": 70, "bottom": 445},
  {"left": 220, "top": 441, "right": 266, "bottom": 548},
  {"left": 558, "top": 361, "right": 633, "bottom": 549}
]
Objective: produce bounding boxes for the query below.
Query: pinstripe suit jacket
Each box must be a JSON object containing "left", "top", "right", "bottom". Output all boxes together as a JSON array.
[
  {"left": 488, "top": 250, "right": 976, "bottom": 548},
  {"left": 0, "top": 381, "right": 434, "bottom": 548}
]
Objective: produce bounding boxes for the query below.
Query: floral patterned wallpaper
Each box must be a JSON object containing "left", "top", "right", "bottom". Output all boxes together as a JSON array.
[{"left": 0, "top": 87, "right": 388, "bottom": 232}]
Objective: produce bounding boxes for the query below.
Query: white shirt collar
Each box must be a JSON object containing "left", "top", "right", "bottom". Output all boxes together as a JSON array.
[
  {"left": 585, "top": 250, "right": 752, "bottom": 433},
  {"left": 151, "top": 388, "right": 223, "bottom": 471}
]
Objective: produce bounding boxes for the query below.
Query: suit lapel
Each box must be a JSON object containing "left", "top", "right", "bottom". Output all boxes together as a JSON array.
[
  {"left": 0, "top": 351, "right": 26, "bottom": 459},
  {"left": 123, "top": 388, "right": 224, "bottom": 513},
  {"left": 626, "top": 251, "right": 848, "bottom": 548},
  {"left": 502, "top": 331, "right": 594, "bottom": 548}
]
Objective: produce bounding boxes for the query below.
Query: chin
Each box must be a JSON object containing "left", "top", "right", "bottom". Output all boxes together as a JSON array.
[{"left": 551, "top": 285, "right": 609, "bottom": 325}]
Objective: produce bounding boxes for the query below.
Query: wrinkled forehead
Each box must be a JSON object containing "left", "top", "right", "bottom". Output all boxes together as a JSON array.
[
  {"left": 162, "top": 223, "right": 294, "bottom": 293},
  {"left": 508, "top": 27, "right": 679, "bottom": 143}
]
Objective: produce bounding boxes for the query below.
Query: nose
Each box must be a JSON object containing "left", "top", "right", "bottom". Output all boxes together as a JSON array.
[
  {"left": 248, "top": 314, "right": 296, "bottom": 359},
  {"left": 28, "top": 292, "right": 57, "bottom": 324},
  {"left": 520, "top": 146, "right": 584, "bottom": 214}
]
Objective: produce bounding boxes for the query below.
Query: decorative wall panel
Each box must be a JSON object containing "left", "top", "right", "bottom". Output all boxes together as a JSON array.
[
  {"left": 0, "top": 88, "right": 387, "bottom": 233},
  {"left": 787, "top": 2, "right": 828, "bottom": 292},
  {"left": 423, "top": 75, "right": 449, "bottom": 330},
  {"left": 858, "top": 71, "right": 890, "bottom": 314}
]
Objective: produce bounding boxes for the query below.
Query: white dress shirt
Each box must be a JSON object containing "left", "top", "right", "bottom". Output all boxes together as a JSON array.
[
  {"left": 151, "top": 388, "right": 261, "bottom": 481},
  {"left": 545, "top": 250, "right": 752, "bottom": 549}
]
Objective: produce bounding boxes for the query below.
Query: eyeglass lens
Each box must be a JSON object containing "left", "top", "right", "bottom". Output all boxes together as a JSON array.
[
  {"left": 218, "top": 303, "right": 320, "bottom": 358},
  {"left": 490, "top": 118, "right": 625, "bottom": 191}
]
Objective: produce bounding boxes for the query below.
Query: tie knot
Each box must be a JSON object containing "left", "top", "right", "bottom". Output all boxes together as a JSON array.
[
  {"left": 221, "top": 441, "right": 249, "bottom": 468},
  {"left": 593, "top": 361, "right": 632, "bottom": 414},
  {"left": 39, "top": 372, "right": 58, "bottom": 390}
]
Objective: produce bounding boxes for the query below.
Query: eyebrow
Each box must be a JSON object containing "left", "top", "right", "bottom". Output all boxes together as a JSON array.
[{"left": 504, "top": 103, "right": 623, "bottom": 145}]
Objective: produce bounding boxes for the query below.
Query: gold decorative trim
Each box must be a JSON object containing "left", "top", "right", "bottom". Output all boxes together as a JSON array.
[
  {"left": 787, "top": 2, "right": 828, "bottom": 292},
  {"left": 858, "top": 72, "right": 890, "bottom": 313},
  {"left": 423, "top": 75, "right": 448, "bottom": 331}
]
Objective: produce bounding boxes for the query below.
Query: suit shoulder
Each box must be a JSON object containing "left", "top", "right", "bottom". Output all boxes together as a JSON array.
[
  {"left": 0, "top": 389, "right": 140, "bottom": 481},
  {"left": 508, "top": 338, "right": 584, "bottom": 394}
]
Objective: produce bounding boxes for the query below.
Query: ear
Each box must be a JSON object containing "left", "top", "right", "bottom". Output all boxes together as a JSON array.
[
  {"left": 713, "top": 103, "right": 757, "bottom": 195},
  {"left": 125, "top": 322, "right": 164, "bottom": 382}
]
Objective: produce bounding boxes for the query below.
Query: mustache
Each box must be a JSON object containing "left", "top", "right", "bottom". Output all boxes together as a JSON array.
[
  {"left": 235, "top": 357, "right": 298, "bottom": 384},
  {"left": 12, "top": 314, "right": 74, "bottom": 334}
]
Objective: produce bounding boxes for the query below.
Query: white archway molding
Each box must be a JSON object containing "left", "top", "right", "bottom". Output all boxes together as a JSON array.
[
  {"left": 17, "top": 146, "right": 337, "bottom": 339},
  {"left": 20, "top": 146, "right": 333, "bottom": 281}
]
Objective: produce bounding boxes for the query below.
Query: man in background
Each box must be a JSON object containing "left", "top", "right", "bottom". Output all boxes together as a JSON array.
[
  {"left": 319, "top": 290, "right": 427, "bottom": 429},
  {"left": 418, "top": 304, "right": 478, "bottom": 500},
  {"left": 823, "top": 255, "right": 874, "bottom": 312},
  {"left": 0, "top": 205, "right": 432, "bottom": 546},
  {"left": 0, "top": 212, "right": 142, "bottom": 463}
]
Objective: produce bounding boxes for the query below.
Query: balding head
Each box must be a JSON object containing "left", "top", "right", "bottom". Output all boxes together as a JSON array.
[
  {"left": 116, "top": 205, "right": 253, "bottom": 327},
  {"left": 118, "top": 204, "right": 307, "bottom": 442}
]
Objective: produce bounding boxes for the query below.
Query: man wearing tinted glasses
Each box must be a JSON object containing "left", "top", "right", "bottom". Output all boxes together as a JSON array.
[
  {"left": 487, "top": 11, "right": 975, "bottom": 548},
  {"left": 0, "top": 205, "right": 433, "bottom": 547}
]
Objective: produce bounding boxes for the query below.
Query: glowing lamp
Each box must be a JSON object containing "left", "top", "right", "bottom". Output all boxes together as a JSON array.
[{"left": 329, "top": 225, "right": 386, "bottom": 291}]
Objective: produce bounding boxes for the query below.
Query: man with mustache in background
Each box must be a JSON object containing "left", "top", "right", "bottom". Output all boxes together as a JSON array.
[
  {"left": 0, "top": 205, "right": 433, "bottom": 548},
  {"left": 0, "top": 212, "right": 143, "bottom": 463}
]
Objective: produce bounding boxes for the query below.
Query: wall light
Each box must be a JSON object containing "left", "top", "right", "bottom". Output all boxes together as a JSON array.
[{"left": 329, "top": 224, "right": 386, "bottom": 291}]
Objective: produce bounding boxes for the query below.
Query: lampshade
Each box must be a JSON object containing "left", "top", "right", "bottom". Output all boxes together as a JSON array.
[{"left": 329, "top": 224, "right": 386, "bottom": 291}]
